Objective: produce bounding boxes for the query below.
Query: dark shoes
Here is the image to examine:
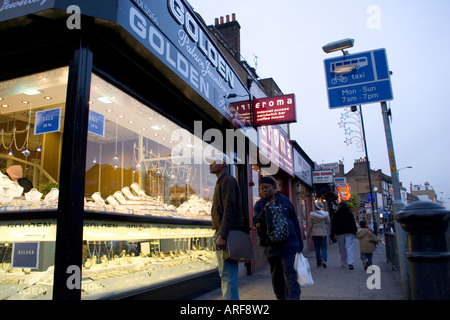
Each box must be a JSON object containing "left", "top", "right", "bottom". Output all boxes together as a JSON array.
[
  {"left": 320, "top": 258, "right": 327, "bottom": 268},
  {"left": 348, "top": 265, "right": 354, "bottom": 270}
]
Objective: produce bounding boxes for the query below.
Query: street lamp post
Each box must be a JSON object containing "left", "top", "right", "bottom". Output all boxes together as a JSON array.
[
  {"left": 355, "top": 105, "right": 377, "bottom": 234},
  {"left": 323, "top": 39, "right": 409, "bottom": 298}
]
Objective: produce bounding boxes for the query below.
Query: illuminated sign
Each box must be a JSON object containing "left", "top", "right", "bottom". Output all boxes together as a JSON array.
[
  {"left": 258, "top": 125, "right": 294, "bottom": 177},
  {"left": 253, "top": 94, "right": 296, "bottom": 126},
  {"left": 338, "top": 184, "right": 352, "bottom": 200}
]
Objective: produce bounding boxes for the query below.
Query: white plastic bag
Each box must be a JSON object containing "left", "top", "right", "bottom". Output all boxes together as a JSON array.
[{"left": 295, "top": 253, "right": 314, "bottom": 286}]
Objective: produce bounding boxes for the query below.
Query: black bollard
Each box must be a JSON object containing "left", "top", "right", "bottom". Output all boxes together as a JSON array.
[{"left": 395, "top": 201, "right": 450, "bottom": 300}]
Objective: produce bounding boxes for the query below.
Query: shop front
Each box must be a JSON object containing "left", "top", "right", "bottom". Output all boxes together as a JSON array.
[
  {"left": 249, "top": 124, "right": 296, "bottom": 268},
  {"left": 292, "top": 141, "right": 314, "bottom": 250},
  {"left": 0, "top": 0, "right": 252, "bottom": 300}
]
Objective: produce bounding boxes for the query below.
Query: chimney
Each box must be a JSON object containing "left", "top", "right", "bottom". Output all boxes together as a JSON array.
[{"left": 213, "top": 13, "right": 241, "bottom": 59}]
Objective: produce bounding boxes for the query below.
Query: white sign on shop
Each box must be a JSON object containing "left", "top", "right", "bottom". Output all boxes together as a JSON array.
[{"left": 312, "top": 170, "right": 334, "bottom": 184}]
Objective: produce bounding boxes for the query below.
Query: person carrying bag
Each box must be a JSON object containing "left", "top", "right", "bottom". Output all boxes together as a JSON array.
[
  {"left": 254, "top": 176, "right": 303, "bottom": 300},
  {"left": 208, "top": 153, "right": 252, "bottom": 300}
]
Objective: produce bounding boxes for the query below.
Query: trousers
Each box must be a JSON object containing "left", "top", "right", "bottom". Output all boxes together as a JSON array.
[
  {"left": 337, "top": 233, "right": 355, "bottom": 266},
  {"left": 312, "top": 236, "right": 327, "bottom": 266},
  {"left": 215, "top": 234, "right": 239, "bottom": 300},
  {"left": 267, "top": 253, "right": 300, "bottom": 300}
]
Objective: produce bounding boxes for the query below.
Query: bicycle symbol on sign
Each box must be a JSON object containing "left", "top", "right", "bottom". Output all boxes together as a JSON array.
[{"left": 331, "top": 74, "right": 348, "bottom": 85}]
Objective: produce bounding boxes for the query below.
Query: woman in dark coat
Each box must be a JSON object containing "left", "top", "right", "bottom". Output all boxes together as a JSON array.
[
  {"left": 253, "top": 176, "right": 303, "bottom": 300},
  {"left": 331, "top": 201, "right": 358, "bottom": 269}
]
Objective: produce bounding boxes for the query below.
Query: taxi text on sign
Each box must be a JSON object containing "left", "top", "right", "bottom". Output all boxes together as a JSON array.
[{"left": 324, "top": 48, "right": 393, "bottom": 109}]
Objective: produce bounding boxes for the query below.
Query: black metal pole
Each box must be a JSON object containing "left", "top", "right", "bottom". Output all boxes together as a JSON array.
[
  {"left": 358, "top": 105, "right": 377, "bottom": 234},
  {"left": 53, "top": 32, "right": 93, "bottom": 300},
  {"left": 396, "top": 201, "right": 450, "bottom": 299}
]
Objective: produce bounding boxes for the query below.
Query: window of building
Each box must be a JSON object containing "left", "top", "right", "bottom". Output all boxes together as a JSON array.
[
  {"left": 81, "top": 74, "right": 219, "bottom": 299},
  {"left": 0, "top": 66, "right": 68, "bottom": 300}
]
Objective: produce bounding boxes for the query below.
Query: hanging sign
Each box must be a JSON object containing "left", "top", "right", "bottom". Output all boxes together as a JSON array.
[
  {"left": 34, "top": 107, "right": 61, "bottom": 135},
  {"left": 338, "top": 184, "right": 352, "bottom": 200},
  {"left": 253, "top": 94, "right": 296, "bottom": 126},
  {"left": 312, "top": 170, "right": 333, "bottom": 184},
  {"left": 88, "top": 110, "right": 105, "bottom": 137}
]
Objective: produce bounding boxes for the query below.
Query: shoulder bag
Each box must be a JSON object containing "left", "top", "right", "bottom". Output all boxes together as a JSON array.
[{"left": 222, "top": 230, "right": 255, "bottom": 263}]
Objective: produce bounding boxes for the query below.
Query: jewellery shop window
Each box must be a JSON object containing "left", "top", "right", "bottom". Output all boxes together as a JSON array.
[
  {"left": 82, "top": 74, "right": 219, "bottom": 299},
  {"left": 0, "top": 66, "right": 67, "bottom": 300}
]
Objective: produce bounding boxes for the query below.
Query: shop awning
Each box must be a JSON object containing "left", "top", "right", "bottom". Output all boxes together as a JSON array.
[{"left": 314, "top": 183, "right": 338, "bottom": 202}]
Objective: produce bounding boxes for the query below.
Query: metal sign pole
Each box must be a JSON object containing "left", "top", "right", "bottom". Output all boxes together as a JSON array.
[
  {"left": 358, "top": 105, "right": 377, "bottom": 233},
  {"left": 380, "top": 101, "right": 410, "bottom": 299}
]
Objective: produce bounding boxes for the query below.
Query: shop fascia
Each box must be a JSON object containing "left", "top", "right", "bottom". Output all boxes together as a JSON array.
[
  {"left": 129, "top": 0, "right": 235, "bottom": 92},
  {"left": 167, "top": 0, "right": 235, "bottom": 89}
]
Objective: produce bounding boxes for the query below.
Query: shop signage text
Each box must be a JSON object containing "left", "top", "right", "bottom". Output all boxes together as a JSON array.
[
  {"left": 34, "top": 107, "right": 61, "bottom": 135},
  {"left": 167, "top": 0, "right": 235, "bottom": 89},
  {"left": 312, "top": 170, "right": 333, "bottom": 184},
  {"left": 120, "top": 0, "right": 249, "bottom": 128},
  {"left": 293, "top": 149, "right": 312, "bottom": 186},
  {"left": 0, "top": 0, "right": 53, "bottom": 22},
  {"left": 258, "top": 125, "right": 294, "bottom": 177},
  {"left": 253, "top": 94, "right": 296, "bottom": 126},
  {"left": 12, "top": 242, "right": 40, "bottom": 269},
  {"left": 227, "top": 93, "right": 297, "bottom": 127},
  {"left": 324, "top": 48, "right": 393, "bottom": 109}
]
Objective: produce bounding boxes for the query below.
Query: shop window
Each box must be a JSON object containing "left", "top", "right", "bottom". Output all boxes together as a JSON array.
[
  {"left": 0, "top": 66, "right": 68, "bottom": 300},
  {"left": 0, "top": 67, "right": 66, "bottom": 210},
  {"left": 82, "top": 74, "right": 219, "bottom": 299},
  {"left": 85, "top": 73, "right": 216, "bottom": 218}
]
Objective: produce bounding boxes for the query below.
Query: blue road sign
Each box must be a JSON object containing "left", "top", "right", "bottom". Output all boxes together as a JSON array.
[{"left": 324, "top": 48, "right": 393, "bottom": 109}]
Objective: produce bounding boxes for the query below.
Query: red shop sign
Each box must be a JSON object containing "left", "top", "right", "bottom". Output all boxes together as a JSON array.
[{"left": 253, "top": 93, "right": 296, "bottom": 126}]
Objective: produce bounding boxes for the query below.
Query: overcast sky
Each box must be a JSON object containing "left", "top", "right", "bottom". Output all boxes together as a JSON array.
[{"left": 187, "top": 0, "right": 450, "bottom": 207}]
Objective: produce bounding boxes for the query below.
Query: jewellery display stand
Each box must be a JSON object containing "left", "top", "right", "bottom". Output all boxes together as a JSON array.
[
  {"left": 80, "top": 233, "right": 217, "bottom": 300},
  {"left": 0, "top": 173, "right": 49, "bottom": 210},
  {"left": 0, "top": 222, "right": 216, "bottom": 300},
  {"left": 84, "top": 184, "right": 213, "bottom": 221},
  {"left": 79, "top": 174, "right": 217, "bottom": 299}
]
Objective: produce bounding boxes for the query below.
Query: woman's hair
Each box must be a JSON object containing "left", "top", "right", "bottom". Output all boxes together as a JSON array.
[{"left": 360, "top": 219, "right": 368, "bottom": 228}]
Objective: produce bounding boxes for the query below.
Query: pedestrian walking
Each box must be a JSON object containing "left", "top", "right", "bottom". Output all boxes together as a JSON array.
[
  {"left": 253, "top": 176, "right": 303, "bottom": 300},
  {"left": 331, "top": 202, "right": 357, "bottom": 270},
  {"left": 208, "top": 153, "right": 245, "bottom": 300},
  {"left": 307, "top": 201, "right": 330, "bottom": 268},
  {"left": 356, "top": 219, "right": 382, "bottom": 270}
]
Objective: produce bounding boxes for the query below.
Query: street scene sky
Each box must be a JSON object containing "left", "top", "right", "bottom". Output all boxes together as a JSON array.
[{"left": 188, "top": 0, "right": 450, "bottom": 207}]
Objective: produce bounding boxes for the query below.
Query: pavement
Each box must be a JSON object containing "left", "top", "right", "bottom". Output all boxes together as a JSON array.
[{"left": 195, "top": 238, "right": 406, "bottom": 300}]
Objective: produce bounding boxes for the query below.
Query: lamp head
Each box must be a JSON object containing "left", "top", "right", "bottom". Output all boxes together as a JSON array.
[{"left": 322, "top": 38, "right": 354, "bottom": 54}]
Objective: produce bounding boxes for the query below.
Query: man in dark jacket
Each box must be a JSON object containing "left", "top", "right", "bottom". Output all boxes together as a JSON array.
[
  {"left": 331, "top": 202, "right": 358, "bottom": 269},
  {"left": 208, "top": 153, "right": 244, "bottom": 300},
  {"left": 253, "top": 176, "right": 303, "bottom": 300}
]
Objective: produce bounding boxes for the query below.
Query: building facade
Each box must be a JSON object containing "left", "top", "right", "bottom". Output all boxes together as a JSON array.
[
  {"left": 335, "top": 158, "right": 393, "bottom": 227},
  {"left": 0, "top": 0, "right": 316, "bottom": 300}
]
